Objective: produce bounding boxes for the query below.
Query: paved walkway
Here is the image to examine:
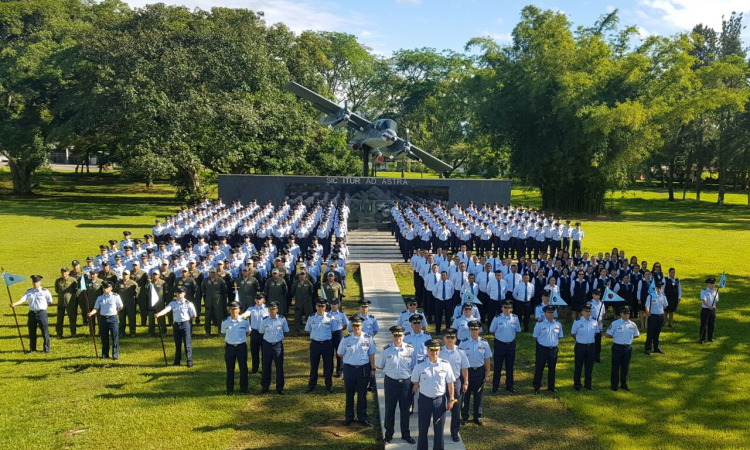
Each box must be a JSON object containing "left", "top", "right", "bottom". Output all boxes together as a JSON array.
[{"left": 359, "top": 263, "right": 466, "bottom": 450}]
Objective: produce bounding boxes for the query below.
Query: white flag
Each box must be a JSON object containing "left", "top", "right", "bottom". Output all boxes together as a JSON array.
[
  {"left": 603, "top": 286, "right": 625, "bottom": 303},
  {"left": 150, "top": 284, "right": 159, "bottom": 307}
]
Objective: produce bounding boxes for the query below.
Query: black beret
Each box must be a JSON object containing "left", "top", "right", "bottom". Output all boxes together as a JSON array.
[
  {"left": 705, "top": 277, "right": 716, "bottom": 284},
  {"left": 389, "top": 325, "right": 405, "bottom": 335},
  {"left": 467, "top": 320, "right": 482, "bottom": 329},
  {"left": 71, "top": 260, "right": 80, "bottom": 266},
  {"left": 409, "top": 314, "right": 423, "bottom": 323},
  {"left": 228, "top": 301, "right": 241, "bottom": 309},
  {"left": 619, "top": 305, "right": 632, "bottom": 314},
  {"left": 267, "top": 302, "right": 279, "bottom": 310},
  {"left": 31, "top": 274, "right": 43, "bottom": 283},
  {"left": 542, "top": 287, "right": 552, "bottom": 296},
  {"left": 501, "top": 301, "right": 513, "bottom": 308},
  {"left": 424, "top": 339, "right": 442, "bottom": 350},
  {"left": 123, "top": 231, "right": 131, "bottom": 236},
  {"left": 358, "top": 300, "right": 371, "bottom": 306},
  {"left": 443, "top": 327, "right": 458, "bottom": 337},
  {"left": 350, "top": 316, "right": 363, "bottom": 325},
  {"left": 582, "top": 303, "right": 592, "bottom": 312},
  {"left": 542, "top": 305, "right": 556, "bottom": 312},
  {"left": 102, "top": 281, "right": 113, "bottom": 289},
  {"left": 176, "top": 287, "right": 187, "bottom": 293},
  {"left": 109, "top": 239, "right": 118, "bottom": 245},
  {"left": 462, "top": 302, "right": 474, "bottom": 310},
  {"left": 86, "top": 257, "right": 94, "bottom": 262}
]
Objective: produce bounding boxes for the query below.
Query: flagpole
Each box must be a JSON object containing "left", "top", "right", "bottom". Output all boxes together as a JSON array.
[
  {"left": 83, "top": 288, "right": 99, "bottom": 358},
  {"left": 3, "top": 270, "right": 27, "bottom": 353},
  {"left": 157, "top": 319, "right": 169, "bottom": 367}
]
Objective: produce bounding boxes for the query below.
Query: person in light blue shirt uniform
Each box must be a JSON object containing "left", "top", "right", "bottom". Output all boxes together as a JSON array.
[
  {"left": 431, "top": 271, "right": 455, "bottom": 335},
  {"left": 570, "top": 303, "right": 599, "bottom": 390},
  {"left": 644, "top": 280, "right": 668, "bottom": 355},
  {"left": 605, "top": 305, "right": 640, "bottom": 391},
  {"left": 440, "top": 329, "right": 469, "bottom": 443},
  {"left": 347, "top": 300, "right": 380, "bottom": 336},
  {"left": 221, "top": 301, "right": 251, "bottom": 395},
  {"left": 397, "top": 297, "right": 427, "bottom": 329},
  {"left": 88, "top": 281, "right": 123, "bottom": 360},
  {"left": 451, "top": 303, "right": 477, "bottom": 342},
  {"left": 259, "top": 302, "right": 289, "bottom": 394},
  {"left": 11, "top": 275, "right": 53, "bottom": 353},
  {"left": 155, "top": 286, "right": 197, "bottom": 367},
  {"left": 404, "top": 315, "right": 432, "bottom": 365},
  {"left": 375, "top": 326, "right": 416, "bottom": 445},
  {"left": 452, "top": 301, "right": 480, "bottom": 321},
  {"left": 329, "top": 299, "right": 348, "bottom": 377},
  {"left": 534, "top": 288, "right": 559, "bottom": 321},
  {"left": 240, "top": 293, "right": 267, "bottom": 374},
  {"left": 304, "top": 298, "right": 340, "bottom": 393},
  {"left": 337, "top": 316, "right": 376, "bottom": 426},
  {"left": 489, "top": 301, "right": 521, "bottom": 393},
  {"left": 458, "top": 320, "right": 492, "bottom": 426},
  {"left": 411, "top": 339, "right": 456, "bottom": 450},
  {"left": 532, "top": 305, "right": 563, "bottom": 393},
  {"left": 699, "top": 277, "right": 719, "bottom": 344}
]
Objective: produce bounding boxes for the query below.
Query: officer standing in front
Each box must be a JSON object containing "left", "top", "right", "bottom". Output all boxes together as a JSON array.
[
  {"left": 337, "top": 315, "right": 376, "bottom": 426},
  {"left": 440, "top": 328, "right": 469, "bottom": 442},
  {"left": 645, "top": 281, "right": 668, "bottom": 355},
  {"left": 221, "top": 301, "right": 250, "bottom": 395},
  {"left": 87, "top": 281, "right": 123, "bottom": 360},
  {"left": 459, "top": 320, "right": 491, "bottom": 425},
  {"left": 11, "top": 275, "right": 53, "bottom": 353},
  {"left": 411, "top": 339, "right": 456, "bottom": 450},
  {"left": 532, "top": 305, "right": 563, "bottom": 393},
  {"left": 571, "top": 303, "right": 598, "bottom": 391},
  {"left": 605, "top": 305, "right": 639, "bottom": 391},
  {"left": 699, "top": 277, "right": 719, "bottom": 344},
  {"left": 375, "top": 325, "right": 416, "bottom": 445},
  {"left": 305, "top": 298, "right": 339, "bottom": 393},
  {"left": 259, "top": 302, "right": 289, "bottom": 394},
  {"left": 489, "top": 301, "right": 521, "bottom": 393},
  {"left": 155, "top": 287, "right": 197, "bottom": 367}
]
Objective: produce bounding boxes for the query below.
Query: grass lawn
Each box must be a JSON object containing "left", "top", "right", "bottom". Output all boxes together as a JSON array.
[
  {"left": 0, "top": 171, "right": 379, "bottom": 450},
  {"left": 1, "top": 170, "right": 748, "bottom": 450},
  {"left": 395, "top": 186, "right": 750, "bottom": 450}
]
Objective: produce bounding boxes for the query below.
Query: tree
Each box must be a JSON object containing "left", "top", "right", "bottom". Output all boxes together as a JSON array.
[{"left": 0, "top": 0, "right": 87, "bottom": 194}]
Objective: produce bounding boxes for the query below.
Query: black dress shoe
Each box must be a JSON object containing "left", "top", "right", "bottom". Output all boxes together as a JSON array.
[
  {"left": 586, "top": 386, "right": 594, "bottom": 391},
  {"left": 574, "top": 386, "right": 581, "bottom": 391},
  {"left": 402, "top": 437, "right": 416, "bottom": 444},
  {"left": 611, "top": 387, "right": 618, "bottom": 391},
  {"left": 474, "top": 418, "right": 484, "bottom": 426},
  {"left": 452, "top": 434, "right": 460, "bottom": 442},
  {"left": 384, "top": 437, "right": 392, "bottom": 444},
  {"left": 359, "top": 420, "right": 371, "bottom": 427},
  {"left": 173, "top": 361, "right": 180, "bottom": 366},
  {"left": 548, "top": 388, "right": 558, "bottom": 393},
  {"left": 621, "top": 386, "right": 631, "bottom": 391},
  {"left": 277, "top": 390, "right": 284, "bottom": 395},
  {"left": 595, "top": 359, "right": 602, "bottom": 363},
  {"left": 534, "top": 389, "right": 540, "bottom": 395},
  {"left": 344, "top": 420, "right": 353, "bottom": 426},
  {"left": 226, "top": 391, "right": 233, "bottom": 396},
  {"left": 261, "top": 388, "right": 269, "bottom": 394},
  {"left": 460, "top": 419, "right": 468, "bottom": 425},
  {"left": 708, "top": 339, "right": 715, "bottom": 342},
  {"left": 644, "top": 351, "right": 652, "bottom": 356},
  {"left": 306, "top": 387, "right": 315, "bottom": 393},
  {"left": 490, "top": 387, "right": 498, "bottom": 393},
  {"left": 240, "top": 390, "right": 249, "bottom": 394},
  {"left": 327, "top": 387, "right": 334, "bottom": 393},
  {"left": 655, "top": 348, "right": 664, "bottom": 354},
  {"left": 506, "top": 387, "right": 516, "bottom": 393},
  {"left": 187, "top": 361, "right": 193, "bottom": 368}
]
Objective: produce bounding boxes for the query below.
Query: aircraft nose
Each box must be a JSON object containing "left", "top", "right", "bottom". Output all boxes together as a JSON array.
[{"left": 382, "top": 131, "right": 397, "bottom": 142}]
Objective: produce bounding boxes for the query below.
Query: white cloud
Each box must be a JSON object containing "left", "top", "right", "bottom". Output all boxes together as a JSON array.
[
  {"left": 606, "top": 4, "right": 616, "bottom": 12},
  {"left": 125, "top": 0, "right": 366, "bottom": 33},
  {"left": 396, "top": 0, "right": 422, "bottom": 4},
  {"left": 481, "top": 30, "right": 512, "bottom": 42},
  {"left": 638, "top": 0, "right": 750, "bottom": 32},
  {"left": 496, "top": 17, "right": 504, "bottom": 25},
  {"left": 360, "top": 30, "right": 374, "bottom": 38}
]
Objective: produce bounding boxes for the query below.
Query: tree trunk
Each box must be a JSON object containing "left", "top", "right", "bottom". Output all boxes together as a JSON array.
[
  {"left": 7, "top": 159, "right": 34, "bottom": 195},
  {"left": 176, "top": 165, "right": 202, "bottom": 204},
  {"left": 667, "top": 160, "right": 675, "bottom": 201},
  {"left": 682, "top": 149, "right": 693, "bottom": 200}
]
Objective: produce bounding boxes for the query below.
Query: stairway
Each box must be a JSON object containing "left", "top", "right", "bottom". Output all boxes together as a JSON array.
[{"left": 346, "top": 229, "right": 404, "bottom": 264}]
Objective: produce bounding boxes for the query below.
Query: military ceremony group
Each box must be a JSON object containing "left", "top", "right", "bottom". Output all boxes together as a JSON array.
[{"left": 9, "top": 197, "right": 723, "bottom": 450}]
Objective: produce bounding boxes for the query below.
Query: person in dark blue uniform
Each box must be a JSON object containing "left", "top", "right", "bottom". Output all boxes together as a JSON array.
[{"left": 221, "top": 301, "right": 250, "bottom": 395}]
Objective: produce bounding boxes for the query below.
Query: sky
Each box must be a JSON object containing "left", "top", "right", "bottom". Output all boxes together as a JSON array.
[{"left": 125, "top": 0, "right": 750, "bottom": 56}]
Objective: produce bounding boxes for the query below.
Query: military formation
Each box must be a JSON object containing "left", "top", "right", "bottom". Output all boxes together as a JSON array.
[{"left": 8, "top": 197, "right": 725, "bottom": 450}]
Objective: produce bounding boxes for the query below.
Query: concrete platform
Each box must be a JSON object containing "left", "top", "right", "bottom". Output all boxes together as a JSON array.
[{"left": 360, "top": 263, "right": 466, "bottom": 450}]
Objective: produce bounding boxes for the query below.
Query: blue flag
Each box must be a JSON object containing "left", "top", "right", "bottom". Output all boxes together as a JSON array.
[
  {"left": 2, "top": 272, "right": 26, "bottom": 287},
  {"left": 648, "top": 280, "right": 656, "bottom": 297},
  {"left": 461, "top": 288, "right": 481, "bottom": 305},
  {"left": 79, "top": 274, "right": 87, "bottom": 291},
  {"left": 549, "top": 289, "right": 567, "bottom": 306},
  {"left": 718, "top": 271, "right": 726, "bottom": 289},
  {"left": 603, "top": 287, "right": 625, "bottom": 303},
  {"left": 320, "top": 285, "right": 327, "bottom": 300}
]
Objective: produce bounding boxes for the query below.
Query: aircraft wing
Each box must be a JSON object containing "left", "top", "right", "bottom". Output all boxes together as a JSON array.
[
  {"left": 283, "top": 81, "right": 371, "bottom": 131},
  {"left": 403, "top": 141, "right": 454, "bottom": 174}
]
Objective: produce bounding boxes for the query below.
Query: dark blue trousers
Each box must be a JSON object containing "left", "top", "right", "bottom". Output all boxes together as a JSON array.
[
  {"left": 331, "top": 330, "right": 343, "bottom": 373},
  {"left": 461, "top": 366, "right": 485, "bottom": 420},
  {"left": 173, "top": 321, "right": 192, "bottom": 364},
  {"left": 573, "top": 342, "right": 595, "bottom": 389},
  {"left": 417, "top": 393, "right": 447, "bottom": 450},
  {"left": 309, "top": 339, "right": 333, "bottom": 389},
  {"left": 28, "top": 310, "right": 50, "bottom": 353},
  {"left": 611, "top": 343, "right": 632, "bottom": 389},
  {"left": 99, "top": 315, "right": 119, "bottom": 359},
  {"left": 492, "top": 340, "right": 516, "bottom": 389},
  {"left": 533, "top": 343, "right": 558, "bottom": 390},
  {"left": 343, "top": 363, "right": 370, "bottom": 422},
  {"left": 449, "top": 377, "right": 463, "bottom": 438},
  {"left": 225, "top": 342, "right": 248, "bottom": 393},
  {"left": 384, "top": 375, "right": 412, "bottom": 439},
  {"left": 250, "top": 329, "right": 262, "bottom": 373},
  {"left": 262, "top": 340, "right": 284, "bottom": 392}
]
